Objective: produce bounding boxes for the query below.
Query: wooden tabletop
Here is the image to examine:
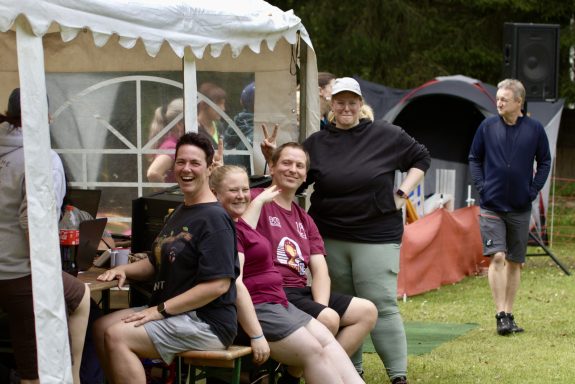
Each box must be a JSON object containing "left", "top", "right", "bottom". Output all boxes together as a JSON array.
[{"left": 77, "top": 267, "right": 119, "bottom": 292}]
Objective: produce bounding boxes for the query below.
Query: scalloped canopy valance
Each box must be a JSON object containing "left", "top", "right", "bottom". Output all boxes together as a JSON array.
[{"left": 0, "top": 0, "right": 312, "bottom": 58}]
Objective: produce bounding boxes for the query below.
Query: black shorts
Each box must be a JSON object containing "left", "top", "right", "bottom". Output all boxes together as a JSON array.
[
  {"left": 283, "top": 286, "right": 352, "bottom": 319},
  {"left": 0, "top": 272, "right": 86, "bottom": 380},
  {"left": 62, "top": 271, "right": 87, "bottom": 314}
]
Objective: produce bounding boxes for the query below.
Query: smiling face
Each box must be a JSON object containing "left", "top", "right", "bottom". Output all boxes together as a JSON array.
[
  {"left": 270, "top": 146, "right": 307, "bottom": 193},
  {"left": 331, "top": 91, "right": 363, "bottom": 129},
  {"left": 215, "top": 170, "right": 251, "bottom": 220},
  {"left": 173, "top": 144, "right": 211, "bottom": 204}
]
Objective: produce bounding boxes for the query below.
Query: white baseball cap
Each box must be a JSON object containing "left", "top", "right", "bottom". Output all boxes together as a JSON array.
[{"left": 331, "top": 77, "right": 362, "bottom": 98}]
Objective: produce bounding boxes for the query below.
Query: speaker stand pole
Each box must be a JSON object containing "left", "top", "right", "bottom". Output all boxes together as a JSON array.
[{"left": 527, "top": 231, "right": 570, "bottom": 275}]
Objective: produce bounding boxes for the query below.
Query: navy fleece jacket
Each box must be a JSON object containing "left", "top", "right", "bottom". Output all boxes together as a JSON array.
[{"left": 468, "top": 115, "right": 551, "bottom": 212}]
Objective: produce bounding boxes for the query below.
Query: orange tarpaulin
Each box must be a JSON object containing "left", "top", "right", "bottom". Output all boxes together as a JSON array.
[{"left": 398, "top": 206, "right": 488, "bottom": 297}]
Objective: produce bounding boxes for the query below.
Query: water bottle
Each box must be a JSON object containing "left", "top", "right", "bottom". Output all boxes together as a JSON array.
[{"left": 59, "top": 205, "right": 80, "bottom": 276}]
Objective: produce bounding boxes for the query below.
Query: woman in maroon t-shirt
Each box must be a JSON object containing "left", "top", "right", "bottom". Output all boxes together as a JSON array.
[{"left": 211, "top": 165, "right": 364, "bottom": 384}]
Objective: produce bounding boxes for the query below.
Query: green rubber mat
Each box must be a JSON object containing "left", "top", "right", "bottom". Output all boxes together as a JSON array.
[{"left": 364, "top": 322, "right": 478, "bottom": 356}]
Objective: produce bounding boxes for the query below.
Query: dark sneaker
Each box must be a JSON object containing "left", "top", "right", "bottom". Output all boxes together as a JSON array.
[
  {"left": 506, "top": 313, "right": 524, "bottom": 333},
  {"left": 392, "top": 376, "right": 408, "bottom": 384},
  {"left": 277, "top": 365, "right": 300, "bottom": 384},
  {"left": 496, "top": 311, "right": 512, "bottom": 335}
]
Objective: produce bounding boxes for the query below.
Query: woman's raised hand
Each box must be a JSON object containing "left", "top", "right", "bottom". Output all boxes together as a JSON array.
[{"left": 254, "top": 185, "right": 281, "bottom": 204}]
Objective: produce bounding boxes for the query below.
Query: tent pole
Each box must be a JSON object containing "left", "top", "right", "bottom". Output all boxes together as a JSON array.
[
  {"left": 549, "top": 159, "right": 557, "bottom": 246},
  {"left": 183, "top": 49, "right": 198, "bottom": 134},
  {"left": 16, "top": 20, "right": 72, "bottom": 383},
  {"left": 299, "top": 36, "right": 308, "bottom": 144},
  {"left": 300, "top": 38, "right": 320, "bottom": 140}
]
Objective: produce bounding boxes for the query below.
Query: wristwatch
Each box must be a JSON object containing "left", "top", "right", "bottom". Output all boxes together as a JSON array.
[
  {"left": 396, "top": 188, "right": 408, "bottom": 199},
  {"left": 157, "top": 302, "right": 172, "bottom": 318}
]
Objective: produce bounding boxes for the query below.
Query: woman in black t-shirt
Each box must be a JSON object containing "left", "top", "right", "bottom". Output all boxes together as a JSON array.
[{"left": 92, "top": 133, "right": 239, "bottom": 383}]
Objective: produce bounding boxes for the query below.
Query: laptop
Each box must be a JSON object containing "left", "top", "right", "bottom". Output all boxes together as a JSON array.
[
  {"left": 65, "top": 188, "right": 102, "bottom": 218},
  {"left": 76, "top": 218, "right": 108, "bottom": 271}
]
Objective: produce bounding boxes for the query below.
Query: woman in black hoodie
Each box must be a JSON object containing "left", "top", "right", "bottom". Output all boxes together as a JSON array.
[{"left": 302, "top": 77, "right": 430, "bottom": 384}]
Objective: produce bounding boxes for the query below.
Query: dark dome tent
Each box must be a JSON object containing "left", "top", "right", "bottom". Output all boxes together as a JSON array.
[
  {"left": 355, "top": 77, "right": 411, "bottom": 121},
  {"left": 383, "top": 75, "right": 498, "bottom": 209}
]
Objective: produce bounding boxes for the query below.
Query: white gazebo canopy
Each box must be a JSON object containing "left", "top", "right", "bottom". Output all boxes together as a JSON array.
[{"left": 0, "top": 1, "right": 318, "bottom": 382}]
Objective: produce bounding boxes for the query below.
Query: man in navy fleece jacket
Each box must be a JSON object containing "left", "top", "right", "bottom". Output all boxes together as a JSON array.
[{"left": 469, "top": 79, "right": 551, "bottom": 336}]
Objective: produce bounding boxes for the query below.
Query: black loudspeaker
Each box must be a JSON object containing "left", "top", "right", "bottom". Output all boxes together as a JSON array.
[
  {"left": 503, "top": 22, "right": 560, "bottom": 101},
  {"left": 131, "top": 190, "right": 183, "bottom": 253}
]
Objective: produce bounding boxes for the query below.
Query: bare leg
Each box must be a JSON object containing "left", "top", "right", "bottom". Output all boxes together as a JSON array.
[
  {"left": 104, "top": 318, "right": 160, "bottom": 384},
  {"left": 488, "top": 252, "right": 507, "bottom": 313},
  {"left": 504, "top": 260, "right": 521, "bottom": 313},
  {"left": 68, "top": 285, "right": 91, "bottom": 384},
  {"left": 93, "top": 308, "right": 138, "bottom": 383},
  {"left": 305, "top": 318, "right": 364, "bottom": 384},
  {"left": 269, "top": 326, "right": 344, "bottom": 384},
  {"left": 307, "top": 307, "right": 343, "bottom": 380},
  {"left": 21, "top": 380, "right": 39, "bottom": 384},
  {"left": 315, "top": 307, "right": 340, "bottom": 336},
  {"left": 336, "top": 298, "right": 377, "bottom": 356}
]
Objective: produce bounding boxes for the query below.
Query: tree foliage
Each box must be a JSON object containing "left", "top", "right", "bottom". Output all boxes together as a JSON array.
[{"left": 270, "top": 0, "right": 575, "bottom": 102}]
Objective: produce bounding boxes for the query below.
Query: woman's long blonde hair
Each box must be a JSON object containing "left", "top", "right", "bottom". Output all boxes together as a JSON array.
[{"left": 148, "top": 98, "right": 184, "bottom": 149}]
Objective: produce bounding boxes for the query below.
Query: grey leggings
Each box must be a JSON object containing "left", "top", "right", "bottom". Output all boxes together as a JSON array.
[{"left": 324, "top": 238, "right": 407, "bottom": 380}]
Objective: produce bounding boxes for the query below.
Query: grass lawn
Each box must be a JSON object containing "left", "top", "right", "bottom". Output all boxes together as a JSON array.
[{"left": 362, "top": 243, "right": 575, "bottom": 384}]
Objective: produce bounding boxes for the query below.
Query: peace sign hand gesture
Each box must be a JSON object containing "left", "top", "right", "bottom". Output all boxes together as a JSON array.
[
  {"left": 260, "top": 123, "right": 279, "bottom": 165},
  {"left": 211, "top": 136, "right": 224, "bottom": 170}
]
